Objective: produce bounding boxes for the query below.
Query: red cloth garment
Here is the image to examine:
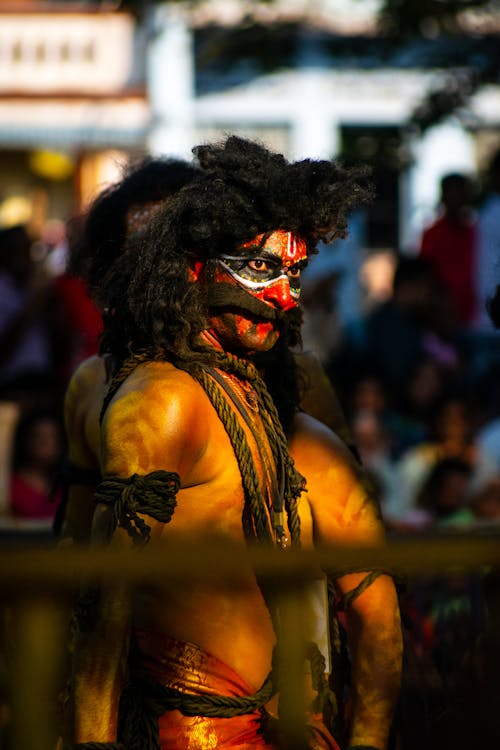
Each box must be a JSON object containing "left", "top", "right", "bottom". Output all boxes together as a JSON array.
[
  {"left": 419, "top": 215, "right": 477, "bottom": 325},
  {"left": 9, "top": 474, "right": 59, "bottom": 520},
  {"left": 53, "top": 274, "right": 103, "bottom": 373},
  {"left": 132, "top": 628, "right": 339, "bottom": 750}
]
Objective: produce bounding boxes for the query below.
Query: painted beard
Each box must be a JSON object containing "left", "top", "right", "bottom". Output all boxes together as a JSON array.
[
  {"left": 207, "top": 281, "right": 286, "bottom": 322},
  {"left": 206, "top": 281, "right": 297, "bottom": 354}
]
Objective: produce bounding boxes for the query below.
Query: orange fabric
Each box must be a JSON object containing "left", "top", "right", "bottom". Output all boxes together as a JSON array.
[{"left": 133, "top": 628, "right": 339, "bottom": 749}]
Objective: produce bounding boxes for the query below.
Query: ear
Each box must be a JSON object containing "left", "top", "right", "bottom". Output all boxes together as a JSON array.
[{"left": 188, "top": 260, "right": 204, "bottom": 282}]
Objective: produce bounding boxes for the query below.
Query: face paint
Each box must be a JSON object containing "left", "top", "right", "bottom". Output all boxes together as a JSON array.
[
  {"left": 200, "top": 230, "right": 307, "bottom": 354},
  {"left": 216, "top": 230, "right": 308, "bottom": 312}
]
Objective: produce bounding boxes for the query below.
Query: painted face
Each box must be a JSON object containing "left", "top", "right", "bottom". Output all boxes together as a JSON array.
[
  {"left": 202, "top": 230, "right": 307, "bottom": 354},
  {"left": 216, "top": 230, "right": 308, "bottom": 312}
]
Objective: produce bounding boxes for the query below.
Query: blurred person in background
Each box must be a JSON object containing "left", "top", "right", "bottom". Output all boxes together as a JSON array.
[
  {"left": 348, "top": 409, "right": 398, "bottom": 523},
  {"left": 338, "top": 254, "right": 461, "bottom": 408},
  {"left": 415, "top": 457, "right": 475, "bottom": 528},
  {"left": 419, "top": 172, "right": 478, "bottom": 328},
  {"left": 7, "top": 406, "right": 64, "bottom": 522},
  {"left": 46, "top": 217, "right": 104, "bottom": 381},
  {"left": 470, "top": 475, "right": 500, "bottom": 523},
  {"left": 388, "top": 358, "right": 450, "bottom": 460},
  {"left": 475, "top": 148, "right": 500, "bottom": 330},
  {"left": 0, "top": 224, "right": 72, "bottom": 388},
  {"left": 393, "top": 392, "right": 497, "bottom": 524}
]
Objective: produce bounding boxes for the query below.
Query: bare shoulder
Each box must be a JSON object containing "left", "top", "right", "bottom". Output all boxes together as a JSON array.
[
  {"left": 109, "top": 360, "right": 207, "bottom": 422},
  {"left": 64, "top": 355, "right": 106, "bottom": 415},
  {"left": 290, "top": 411, "right": 357, "bottom": 472},
  {"left": 291, "top": 412, "right": 383, "bottom": 542},
  {"left": 102, "top": 361, "right": 212, "bottom": 478}
]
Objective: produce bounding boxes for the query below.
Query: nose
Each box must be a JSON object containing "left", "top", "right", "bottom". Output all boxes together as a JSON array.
[{"left": 262, "top": 276, "right": 297, "bottom": 311}]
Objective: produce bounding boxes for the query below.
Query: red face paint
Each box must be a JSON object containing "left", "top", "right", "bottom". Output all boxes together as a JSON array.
[
  {"left": 201, "top": 230, "right": 307, "bottom": 354},
  {"left": 217, "top": 230, "right": 308, "bottom": 312}
]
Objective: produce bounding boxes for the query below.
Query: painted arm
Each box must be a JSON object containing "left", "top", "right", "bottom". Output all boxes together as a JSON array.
[
  {"left": 68, "top": 365, "right": 205, "bottom": 743},
  {"left": 293, "top": 414, "right": 402, "bottom": 750},
  {"left": 336, "top": 571, "right": 401, "bottom": 750}
]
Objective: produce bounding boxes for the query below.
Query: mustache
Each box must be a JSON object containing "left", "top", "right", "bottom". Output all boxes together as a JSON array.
[{"left": 207, "top": 282, "right": 286, "bottom": 322}]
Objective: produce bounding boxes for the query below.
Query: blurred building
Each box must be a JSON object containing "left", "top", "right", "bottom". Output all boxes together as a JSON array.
[
  {"left": 1, "top": 0, "right": 500, "bottom": 253},
  {"left": 0, "top": 1, "right": 148, "bottom": 232}
]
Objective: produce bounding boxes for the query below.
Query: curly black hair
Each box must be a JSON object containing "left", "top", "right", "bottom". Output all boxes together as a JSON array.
[
  {"left": 99, "top": 135, "right": 373, "bottom": 367},
  {"left": 70, "top": 156, "right": 201, "bottom": 296}
]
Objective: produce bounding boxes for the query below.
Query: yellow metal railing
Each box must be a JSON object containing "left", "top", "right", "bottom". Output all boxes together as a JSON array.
[{"left": 1, "top": 531, "right": 500, "bottom": 750}]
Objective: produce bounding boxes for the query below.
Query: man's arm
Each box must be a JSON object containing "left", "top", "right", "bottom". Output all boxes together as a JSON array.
[
  {"left": 335, "top": 572, "right": 401, "bottom": 750},
  {"left": 291, "top": 413, "right": 402, "bottom": 750},
  {"left": 68, "top": 364, "right": 208, "bottom": 743},
  {"left": 59, "top": 356, "right": 104, "bottom": 545}
]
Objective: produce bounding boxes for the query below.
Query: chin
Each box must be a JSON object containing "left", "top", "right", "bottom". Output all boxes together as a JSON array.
[{"left": 210, "top": 312, "right": 280, "bottom": 354}]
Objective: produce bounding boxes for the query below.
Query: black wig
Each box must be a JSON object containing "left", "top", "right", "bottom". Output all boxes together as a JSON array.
[
  {"left": 71, "top": 156, "right": 201, "bottom": 296},
  {"left": 98, "top": 135, "right": 373, "bottom": 369}
]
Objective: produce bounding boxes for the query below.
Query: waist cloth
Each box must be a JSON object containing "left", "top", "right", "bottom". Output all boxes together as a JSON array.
[{"left": 124, "top": 628, "right": 339, "bottom": 750}]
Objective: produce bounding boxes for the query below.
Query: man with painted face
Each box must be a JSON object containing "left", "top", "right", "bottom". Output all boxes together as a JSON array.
[{"left": 64, "top": 137, "right": 402, "bottom": 750}]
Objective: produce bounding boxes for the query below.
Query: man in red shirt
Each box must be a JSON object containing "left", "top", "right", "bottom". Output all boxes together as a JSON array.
[{"left": 419, "top": 172, "right": 477, "bottom": 326}]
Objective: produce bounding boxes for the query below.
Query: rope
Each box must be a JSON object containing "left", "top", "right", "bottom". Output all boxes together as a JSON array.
[
  {"left": 186, "top": 351, "right": 305, "bottom": 548},
  {"left": 336, "top": 571, "right": 385, "bottom": 611},
  {"left": 305, "top": 641, "right": 338, "bottom": 717},
  {"left": 115, "top": 670, "right": 275, "bottom": 750},
  {"left": 97, "top": 347, "right": 304, "bottom": 550},
  {"left": 94, "top": 471, "right": 180, "bottom": 545},
  {"left": 89, "top": 347, "right": 318, "bottom": 746},
  {"left": 188, "top": 364, "right": 273, "bottom": 545}
]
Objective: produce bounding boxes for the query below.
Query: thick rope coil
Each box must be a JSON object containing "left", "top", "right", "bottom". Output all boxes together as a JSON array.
[
  {"left": 114, "top": 670, "right": 274, "bottom": 750},
  {"left": 189, "top": 364, "right": 273, "bottom": 545},
  {"left": 305, "top": 641, "right": 338, "bottom": 717},
  {"left": 200, "top": 351, "right": 304, "bottom": 547},
  {"left": 94, "top": 470, "right": 180, "bottom": 545}
]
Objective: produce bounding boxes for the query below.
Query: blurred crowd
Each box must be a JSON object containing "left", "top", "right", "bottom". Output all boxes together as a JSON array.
[
  {"left": 303, "top": 147, "right": 500, "bottom": 536},
  {"left": 0, "top": 145, "right": 500, "bottom": 748},
  {"left": 2, "top": 151, "right": 500, "bottom": 535},
  {"left": 1, "top": 148, "right": 500, "bottom": 538},
  {"left": 300, "top": 147, "right": 500, "bottom": 748},
  {"left": 0, "top": 216, "right": 102, "bottom": 536}
]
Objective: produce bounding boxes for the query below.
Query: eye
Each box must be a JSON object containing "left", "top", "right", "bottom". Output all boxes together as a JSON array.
[
  {"left": 287, "top": 263, "right": 302, "bottom": 279},
  {"left": 248, "top": 258, "right": 273, "bottom": 272}
]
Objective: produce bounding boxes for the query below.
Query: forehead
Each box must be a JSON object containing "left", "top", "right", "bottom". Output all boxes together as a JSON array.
[{"left": 240, "top": 230, "right": 307, "bottom": 265}]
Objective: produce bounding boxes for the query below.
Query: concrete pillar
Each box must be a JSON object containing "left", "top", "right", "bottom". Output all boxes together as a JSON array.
[
  {"left": 289, "top": 71, "right": 340, "bottom": 160},
  {"left": 146, "top": 4, "right": 195, "bottom": 159}
]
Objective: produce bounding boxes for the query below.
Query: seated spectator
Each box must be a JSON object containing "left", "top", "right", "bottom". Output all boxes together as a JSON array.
[
  {"left": 471, "top": 476, "right": 500, "bottom": 523},
  {"left": 416, "top": 457, "right": 475, "bottom": 528},
  {"left": 394, "top": 392, "right": 497, "bottom": 521},
  {"left": 8, "top": 407, "right": 64, "bottom": 521},
  {"left": 349, "top": 409, "right": 398, "bottom": 520},
  {"left": 337, "top": 254, "right": 461, "bottom": 406},
  {"left": 388, "top": 358, "right": 447, "bottom": 459}
]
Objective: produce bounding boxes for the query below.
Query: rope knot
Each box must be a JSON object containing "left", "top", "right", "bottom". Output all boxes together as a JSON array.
[{"left": 95, "top": 470, "right": 180, "bottom": 544}]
